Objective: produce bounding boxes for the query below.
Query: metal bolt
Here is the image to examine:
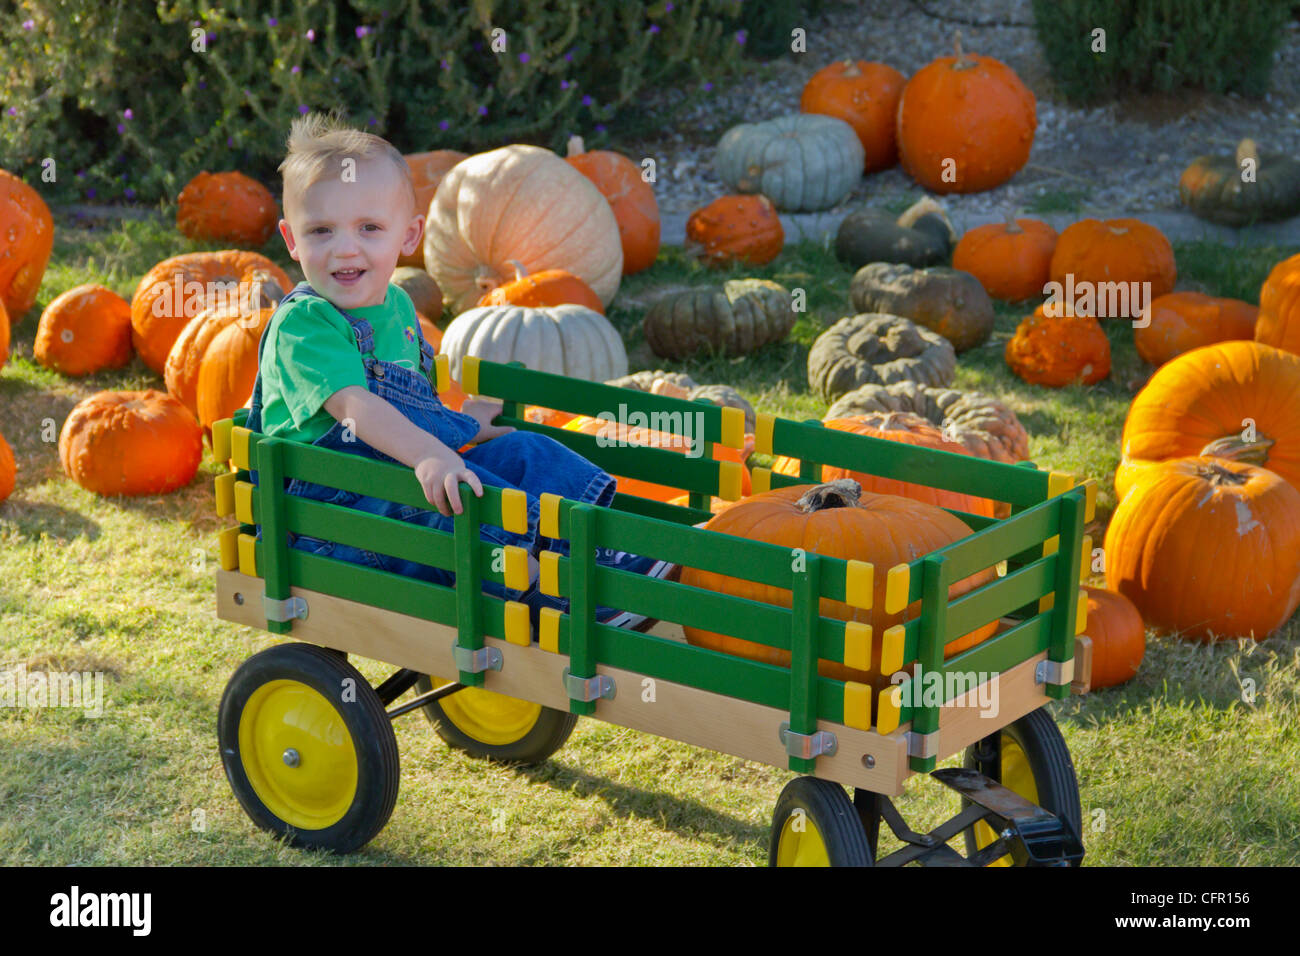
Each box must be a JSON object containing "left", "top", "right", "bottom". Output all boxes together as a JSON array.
[
  {"left": 282, "top": 748, "right": 301, "bottom": 768},
  {"left": 233, "top": 592, "right": 244, "bottom": 606},
  {"left": 861, "top": 754, "right": 875, "bottom": 769},
  {"left": 1000, "top": 828, "right": 1013, "bottom": 842}
]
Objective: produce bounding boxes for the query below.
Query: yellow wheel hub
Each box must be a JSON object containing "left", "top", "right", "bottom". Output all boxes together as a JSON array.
[
  {"left": 430, "top": 676, "right": 542, "bottom": 746},
  {"left": 973, "top": 734, "right": 1038, "bottom": 866},
  {"left": 775, "top": 812, "right": 832, "bottom": 867},
  {"left": 238, "top": 679, "right": 358, "bottom": 831}
]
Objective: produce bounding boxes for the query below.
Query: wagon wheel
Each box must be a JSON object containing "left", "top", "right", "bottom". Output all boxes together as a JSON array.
[
  {"left": 413, "top": 674, "right": 577, "bottom": 764},
  {"left": 218, "top": 643, "right": 400, "bottom": 854},
  {"left": 962, "top": 706, "right": 1082, "bottom": 866},
  {"left": 769, "top": 777, "right": 873, "bottom": 867}
]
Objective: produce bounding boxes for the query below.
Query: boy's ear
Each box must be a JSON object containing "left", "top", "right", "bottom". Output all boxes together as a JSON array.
[
  {"left": 278, "top": 219, "right": 300, "bottom": 261},
  {"left": 401, "top": 214, "right": 425, "bottom": 258}
]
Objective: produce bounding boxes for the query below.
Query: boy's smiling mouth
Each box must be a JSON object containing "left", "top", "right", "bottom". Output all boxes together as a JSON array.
[{"left": 332, "top": 267, "right": 366, "bottom": 286}]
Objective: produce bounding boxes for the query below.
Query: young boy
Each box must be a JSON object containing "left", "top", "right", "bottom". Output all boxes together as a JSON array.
[{"left": 245, "top": 113, "right": 670, "bottom": 627}]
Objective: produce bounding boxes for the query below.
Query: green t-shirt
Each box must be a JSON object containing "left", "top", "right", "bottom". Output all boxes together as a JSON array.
[{"left": 258, "top": 284, "right": 426, "bottom": 443}]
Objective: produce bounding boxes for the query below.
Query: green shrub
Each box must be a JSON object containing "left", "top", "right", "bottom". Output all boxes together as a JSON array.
[
  {"left": 1032, "top": 0, "right": 1292, "bottom": 104},
  {"left": 0, "top": 0, "right": 748, "bottom": 206}
]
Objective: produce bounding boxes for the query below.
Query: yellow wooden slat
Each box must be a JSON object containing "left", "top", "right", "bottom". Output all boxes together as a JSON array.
[
  {"left": 218, "top": 526, "right": 240, "bottom": 571},
  {"left": 751, "top": 466, "right": 771, "bottom": 495},
  {"left": 877, "top": 683, "right": 903, "bottom": 735},
  {"left": 845, "top": 559, "right": 873, "bottom": 610},
  {"left": 718, "top": 460, "right": 742, "bottom": 501},
  {"left": 881, "top": 624, "right": 906, "bottom": 674},
  {"left": 843, "top": 681, "right": 872, "bottom": 731},
  {"left": 754, "top": 412, "right": 775, "bottom": 456},
  {"left": 435, "top": 354, "right": 450, "bottom": 395},
  {"left": 461, "top": 355, "right": 480, "bottom": 396},
  {"left": 211, "top": 418, "right": 233, "bottom": 463},
  {"left": 719, "top": 405, "right": 744, "bottom": 450},
  {"left": 540, "top": 550, "right": 560, "bottom": 597},
  {"left": 237, "top": 533, "right": 258, "bottom": 577},
  {"left": 885, "top": 564, "right": 910, "bottom": 615},
  {"left": 214, "top": 472, "right": 237, "bottom": 517},
  {"left": 231, "top": 426, "right": 252, "bottom": 470},
  {"left": 1076, "top": 589, "right": 1088, "bottom": 635},
  {"left": 1080, "top": 534, "right": 1092, "bottom": 582},
  {"left": 1082, "top": 478, "right": 1097, "bottom": 523},
  {"left": 500, "top": 488, "right": 528, "bottom": 535},
  {"left": 539, "top": 607, "right": 561, "bottom": 653},
  {"left": 503, "top": 545, "right": 529, "bottom": 592},
  {"left": 234, "top": 481, "right": 256, "bottom": 524},
  {"left": 540, "top": 492, "right": 561, "bottom": 539},
  {"left": 1039, "top": 591, "right": 1055, "bottom": 613},
  {"left": 505, "top": 600, "right": 531, "bottom": 646},
  {"left": 1048, "top": 470, "right": 1074, "bottom": 499},
  {"left": 843, "top": 621, "right": 872, "bottom": 672}
]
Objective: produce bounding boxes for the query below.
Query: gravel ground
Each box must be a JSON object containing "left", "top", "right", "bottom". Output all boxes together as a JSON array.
[{"left": 623, "top": 0, "right": 1300, "bottom": 225}]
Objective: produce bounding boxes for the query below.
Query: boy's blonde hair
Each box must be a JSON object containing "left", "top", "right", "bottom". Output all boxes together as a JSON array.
[{"left": 278, "top": 112, "right": 415, "bottom": 215}]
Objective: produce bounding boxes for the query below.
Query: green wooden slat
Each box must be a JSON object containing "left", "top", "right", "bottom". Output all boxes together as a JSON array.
[
  {"left": 288, "top": 548, "right": 458, "bottom": 625},
  {"left": 1047, "top": 491, "right": 1086, "bottom": 699},
  {"left": 233, "top": 408, "right": 249, "bottom": 428},
  {"left": 910, "top": 555, "right": 948, "bottom": 773},
  {"left": 453, "top": 489, "right": 485, "bottom": 687},
  {"left": 278, "top": 496, "right": 456, "bottom": 572},
  {"left": 944, "top": 555, "right": 1056, "bottom": 642},
  {"left": 929, "top": 496, "right": 1061, "bottom": 582},
  {"left": 788, "top": 555, "right": 821, "bottom": 773},
  {"left": 770, "top": 417, "right": 1047, "bottom": 507},
  {"left": 610, "top": 492, "right": 712, "bottom": 526},
  {"left": 256, "top": 440, "right": 292, "bottom": 635},
  {"left": 568, "top": 504, "right": 597, "bottom": 716},
  {"left": 941, "top": 612, "right": 1051, "bottom": 682}
]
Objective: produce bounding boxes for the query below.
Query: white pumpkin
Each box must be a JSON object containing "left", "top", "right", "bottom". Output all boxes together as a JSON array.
[
  {"left": 423, "top": 145, "right": 624, "bottom": 315},
  {"left": 440, "top": 304, "right": 629, "bottom": 383}
]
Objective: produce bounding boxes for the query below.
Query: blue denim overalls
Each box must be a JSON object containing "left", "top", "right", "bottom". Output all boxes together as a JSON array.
[{"left": 244, "top": 283, "right": 617, "bottom": 600}]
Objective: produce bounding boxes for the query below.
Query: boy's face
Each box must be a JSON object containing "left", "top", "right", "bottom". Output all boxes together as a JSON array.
[{"left": 278, "top": 156, "right": 423, "bottom": 310}]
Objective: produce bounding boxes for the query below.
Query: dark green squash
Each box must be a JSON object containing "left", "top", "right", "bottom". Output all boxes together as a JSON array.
[
  {"left": 1179, "top": 139, "right": 1300, "bottom": 227},
  {"left": 849, "top": 262, "right": 994, "bottom": 352},
  {"left": 807, "top": 312, "right": 956, "bottom": 402},
  {"left": 643, "top": 278, "right": 795, "bottom": 359},
  {"left": 834, "top": 197, "right": 956, "bottom": 269}
]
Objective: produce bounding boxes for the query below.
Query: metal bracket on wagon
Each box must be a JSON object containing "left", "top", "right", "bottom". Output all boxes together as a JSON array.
[
  {"left": 779, "top": 723, "right": 837, "bottom": 759},
  {"left": 263, "top": 595, "right": 308, "bottom": 622},
  {"left": 562, "top": 668, "right": 615, "bottom": 702},
  {"left": 453, "top": 645, "right": 503, "bottom": 674},
  {"left": 1035, "top": 658, "right": 1074, "bottom": 686},
  {"left": 907, "top": 729, "right": 940, "bottom": 760}
]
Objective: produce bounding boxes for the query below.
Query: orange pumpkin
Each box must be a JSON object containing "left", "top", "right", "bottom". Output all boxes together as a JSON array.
[
  {"left": 800, "top": 60, "right": 906, "bottom": 173},
  {"left": 0, "top": 298, "right": 9, "bottom": 368},
  {"left": 438, "top": 375, "right": 469, "bottom": 412},
  {"left": 1104, "top": 457, "right": 1300, "bottom": 641},
  {"left": 1081, "top": 586, "right": 1145, "bottom": 690},
  {"left": 1254, "top": 252, "right": 1300, "bottom": 356},
  {"left": 1048, "top": 218, "right": 1177, "bottom": 314},
  {"left": 1135, "top": 292, "right": 1258, "bottom": 366},
  {"left": 1117, "top": 340, "right": 1300, "bottom": 499},
  {"left": 524, "top": 405, "right": 577, "bottom": 429},
  {"left": 565, "top": 136, "right": 660, "bottom": 275},
  {"left": 130, "top": 251, "right": 292, "bottom": 375},
  {"left": 896, "top": 35, "right": 1036, "bottom": 194},
  {"left": 0, "top": 428, "right": 14, "bottom": 503},
  {"left": 1005, "top": 303, "right": 1111, "bottom": 386},
  {"left": 680, "top": 480, "right": 996, "bottom": 688},
  {"left": 0, "top": 168, "right": 55, "bottom": 320},
  {"left": 176, "top": 171, "right": 278, "bottom": 247},
  {"left": 952, "top": 214, "right": 1058, "bottom": 301},
  {"left": 401, "top": 150, "right": 468, "bottom": 268},
  {"left": 476, "top": 261, "right": 605, "bottom": 314},
  {"left": 684, "top": 195, "right": 784, "bottom": 268},
  {"left": 666, "top": 493, "right": 736, "bottom": 516},
  {"left": 34, "top": 285, "right": 134, "bottom": 376},
  {"left": 563, "top": 415, "right": 751, "bottom": 502},
  {"left": 165, "top": 303, "right": 275, "bottom": 430},
  {"left": 416, "top": 312, "right": 442, "bottom": 353},
  {"left": 773, "top": 413, "right": 996, "bottom": 518},
  {"left": 59, "top": 390, "right": 203, "bottom": 496}
]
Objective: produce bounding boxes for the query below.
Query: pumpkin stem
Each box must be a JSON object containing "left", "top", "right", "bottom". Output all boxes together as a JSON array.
[
  {"left": 1236, "top": 138, "right": 1259, "bottom": 169},
  {"left": 1195, "top": 459, "right": 1253, "bottom": 486},
  {"left": 1004, "top": 209, "right": 1022, "bottom": 233},
  {"left": 566, "top": 135, "right": 586, "bottom": 158},
  {"left": 1200, "top": 432, "right": 1274, "bottom": 467},
  {"left": 842, "top": 59, "right": 861, "bottom": 76},
  {"left": 952, "top": 31, "right": 977, "bottom": 69},
  {"left": 794, "top": 479, "right": 863, "bottom": 513},
  {"left": 506, "top": 258, "right": 530, "bottom": 283}
]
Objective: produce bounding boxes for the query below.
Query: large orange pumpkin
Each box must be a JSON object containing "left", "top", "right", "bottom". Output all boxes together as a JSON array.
[
  {"left": 424, "top": 145, "right": 622, "bottom": 314},
  {"left": 1135, "top": 292, "right": 1258, "bottom": 366},
  {"left": 0, "top": 168, "right": 55, "bottom": 320},
  {"left": 1116, "top": 340, "right": 1300, "bottom": 499},
  {"left": 1104, "top": 457, "right": 1300, "bottom": 641},
  {"left": 476, "top": 261, "right": 605, "bottom": 314},
  {"left": 680, "top": 480, "right": 996, "bottom": 688},
  {"left": 0, "top": 298, "right": 9, "bottom": 368},
  {"left": 563, "top": 415, "right": 751, "bottom": 502},
  {"left": 130, "top": 251, "right": 292, "bottom": 375},
  {"left": 800, "top": 60, "right": 906, "bottom": 173},
  {"left": 1048, "top": 218, "right": 1176, "bottom": 315},
  {"left": 952, "top": 214, "right": 1058, "bottom": 301},
  {"left": 175, "top": 171, "right": 278, "bottom": 247},
  {"left": 0, "top": 428, "right": 14, "bottom": 503},
  {"left": 401, "top": 150, "right": 468, "bottom": 268},
  {"left": 1005, "top": 303, "right": 1111, "bottom": 386},
  {"left": 59, "top": 390, "right": 203, "bottom": 496},
  {"left": 684, "top": 195, "right": 784, "bottom": 268},
  {"left": 773, "top": 413, "right": 996, "bottom": 518},
  {"left": 34, "top": 284, "right": 134, "bottom": 376},
  {"left": 896, "top": 36, "right": 1036, "bottom": 194},
  {"left": 565, "top": 136, "right": 660, "bottom": 275},
  {"left": 164, "top": 303, "right": 275, "bottom": 430},
  {"left": 1080, "top": 586, "right": 1145, "bottom": 689},
  {"left": 1254, "top": 252, "right": 1300, "bottom": 356}
]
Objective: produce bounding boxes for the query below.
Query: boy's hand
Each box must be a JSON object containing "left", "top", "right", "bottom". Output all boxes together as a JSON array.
[
  {"left": 414, "top": 448, "right": 483, "bottom": 516},
  {"left": 461, "top": 397, "right": 515, "bottom": 443}
]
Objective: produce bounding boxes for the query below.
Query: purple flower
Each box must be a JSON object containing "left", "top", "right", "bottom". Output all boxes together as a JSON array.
[
  {"left": 703, "top": 82, "right": 713, "bottom": 91},
  {"left": 356, "top": 26, "right": 370, "bottom": 38},
  {"left": 368, "top": 117, "right": 376, "bottom": 126},
  {"left": 76, "top": 170, "right": 84, "bottom": 179},
  {"left": 736, "top": 30, "right": 746, "bottom": 45},
  {"left": 564, "top": 50, "right": 573, "bottom": 61},
  {"left": 299, "top": 104, "right": 309, "bottom": 114},
  {"left": 267, "top": 17, "right": 277, "bottom": 27},
  {"left": 116, "top": 123, "right": 125, "bottom": 134},
  {"left": 477, "top": 105, "right": 488, "bottom": 116},
  {"left": 291, "top": 65, "right": 300, "bottom": 73},
  {"left": 227, "top": 137, "right": 234, "bottom": 147},
  {"left": 439, "top": 120, "right": 449, "bottom": 131},
  {"left": 560, "top": 80, "right": 570, "bottom": 90},
  {"left": 87, "top": 188, "right": 96, "bottom": 199},
  {"left": 649, "top": 24, "right": 659, "bottom": 34},
  {"left": 125, "top": 187, "right": 136, "bottom": 200},
  {"left": 6, "top": 107, "right": 15, "bottom": 116},
  {"left": 22, "top": 19, "right": 34, "bottom": 30},
  {"left": 206, "top": 32, "right": 215, "bottom": 44},
  {"left": 123, "top": 108, "right": 133, "bottom": 120},
  {"left": 666, "top": 2, "right": 674, "bottom": 9},
  {"left": 306, "top": 29, "right": 316, "bottom": 41},
  {"left": 198, "top": 81, "right": 207, "bottom": 90},
  {"left": 595, "top": 124, "right": 606, "bottom": 133},
  {"left": 518, "top": 52, "right": 529, "bottom": 63},
  {"left": 582, "top": 95, "right": 592, "bottom": 106},
  {"left": 441, "top": 59, "right": 449, "bottom": 70}
]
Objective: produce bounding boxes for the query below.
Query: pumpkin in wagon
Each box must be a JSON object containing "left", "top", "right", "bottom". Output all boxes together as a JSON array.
[
  {"left": 34, "top": 284, "right": 134, "bottom": 376},
  {"left": 679, "top": 479, "right": 997, "bottom": 689}
]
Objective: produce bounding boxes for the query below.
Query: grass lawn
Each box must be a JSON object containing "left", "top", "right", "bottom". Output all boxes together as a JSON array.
[{"left": 2, "top": 215, "right": 1299, "bottom": 865}]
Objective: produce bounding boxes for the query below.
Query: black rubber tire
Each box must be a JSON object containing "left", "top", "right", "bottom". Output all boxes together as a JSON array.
[
  {"left": 769, "top": 776, "right": 873, "bottom": 867},
  {"left": 413, "top": 674, "right": 578, "bottom": 764},
  {"left": 961, "top": 706, "right": 1083, "bottom": 865},
  {"left": 219, "top": 643, "right": 400, "bottom": 854}
]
